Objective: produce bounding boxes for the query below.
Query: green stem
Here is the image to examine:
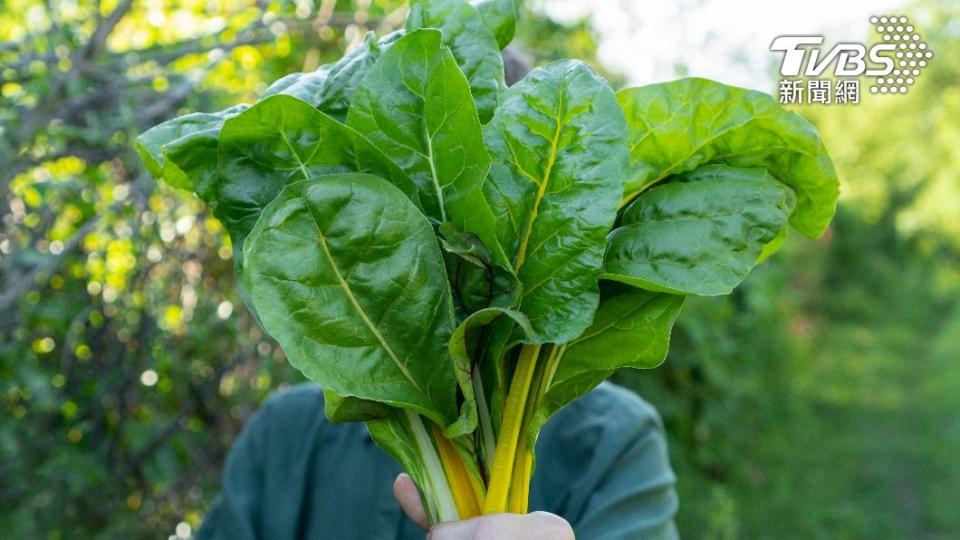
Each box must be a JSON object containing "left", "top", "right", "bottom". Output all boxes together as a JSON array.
[
  {"left": 541, "top": 343, "right": 565, "bottom": 394},
  {"left": 405, "top": 411, "right": 460, "bottom": 523},
  {"left": 472, "top": 367, "right": 497, "bottom": 474}
]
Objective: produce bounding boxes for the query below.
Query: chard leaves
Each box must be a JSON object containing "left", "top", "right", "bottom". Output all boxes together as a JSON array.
[
  {"left": 262, "top": 31, "right": 404, "bottom": 121},
  {"left": 347, "top": 28, "right": 508, "bottom": 268},
  {"left": 483, "top": 60, "right": 629, "bottom": 342},
  {"left": 617, "top": 77, "right": 839, "bottom": 237},
  {"left": 604, "top": 165, "right": 795, "bottom": 296},
  {"left": 323, "top": 388, "right": 394, "bottom": 423},
  {"left": 242, "top": 174, "right": 459, "bottom": 427},
  {"left": 135, "top": 104, "right": 248, "bottom": 199},
  {"left": 472, "top": 0, "right": 519, "bottom": 49},
  {"left": 135, "top": 9, "right": 845, "bottom": 520},
  {"left": 448, "top": 307, "right": 533, "bottom": 443},
  {"left": 137, "top": 30, "right": 405, "bottom": 203},
  {"left": 215, "top": 94, "right": 419, "bottom": 260},
  {"left": 559, "top": 287, "right": 683, "bottom": 374},
  {"left": 407, "top": 0, "right": 505, "bottom": 123},
  {"left": 439, "top": 224, "right": 519, "bottom": 317},
  {"left": 535, "top": 286, "right": 683, "bottom": 429}
]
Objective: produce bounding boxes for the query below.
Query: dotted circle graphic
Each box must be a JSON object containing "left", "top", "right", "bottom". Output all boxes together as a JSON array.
[{"left": 869, "top": 15, "right": 933, "bottom": 95}]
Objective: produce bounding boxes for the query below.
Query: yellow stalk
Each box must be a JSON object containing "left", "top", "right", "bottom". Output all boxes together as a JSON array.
[
  {"left": 507, "top": 344, "right": 555, "bottom": 514},
  {"left": 433, "top": 427, "right": 482, "bottom": 519},
  {"left": 482, "top": 343, "right": 541, "bottom": 514},
  {"left": 508, "top": 439, "right": 533, "bottom": 513}
]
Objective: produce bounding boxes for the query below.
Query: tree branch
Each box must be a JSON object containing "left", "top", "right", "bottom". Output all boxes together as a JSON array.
[
  {"left": 81, "top": 0, "right": 135, "bottom": 61},
  {"left": 0, "top": 216, "right": 100, "bottom": 315}
]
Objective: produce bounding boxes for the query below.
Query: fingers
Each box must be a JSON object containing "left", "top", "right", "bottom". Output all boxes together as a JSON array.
[
  {"left": 392, "top": 475, "right": 576, "bottom": 540},
  {"left": 428, "top": 512, "right": 575, "bottom": 540},
  {"left": 393, "top": 473, "right": 430, "bottom": 530}
]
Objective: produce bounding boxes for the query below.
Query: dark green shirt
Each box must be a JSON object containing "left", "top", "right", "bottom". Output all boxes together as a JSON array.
[{"left": 197, "top": 382, "right": 679, "bottom": 539}]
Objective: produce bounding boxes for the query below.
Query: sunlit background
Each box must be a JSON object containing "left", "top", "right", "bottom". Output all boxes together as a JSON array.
[{"left": 1, "top": 1, "right": 958, "bottom": 538}]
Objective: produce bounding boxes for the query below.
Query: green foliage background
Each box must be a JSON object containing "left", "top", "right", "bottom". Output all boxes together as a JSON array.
[{"left": 1, "top": 0, "right": 957, "bottom": 538}]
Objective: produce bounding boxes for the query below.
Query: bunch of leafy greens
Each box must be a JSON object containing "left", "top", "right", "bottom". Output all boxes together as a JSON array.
[{"left": 137, "top": 0, "right": 838, "bottom": 524}]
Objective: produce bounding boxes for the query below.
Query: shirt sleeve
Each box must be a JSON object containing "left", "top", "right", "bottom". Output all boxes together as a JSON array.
[
  {"left": 572, "top": 408, "right": 679, "bottom": 540},
  {"left": 536, "top": 383, "right": 680, "bottom": 540},
  {"left": 195, "top": 404, "right": 268, "bottom": 540}
]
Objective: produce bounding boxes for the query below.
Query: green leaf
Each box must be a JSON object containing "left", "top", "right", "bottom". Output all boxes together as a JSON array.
[
  {"left": 347, "top": 28, "right": 508, "bottom": 268},
  {"left": 366, "top": 414, "right": 422, "bottom": 480},
  {"left": 449, "top": 308, "right": 536, "bottom": 452},
  {"left": 446, "top": 307, "right": 532, "bottom": 439},
  {"left": 472, "top": 0, "right": 518, "bottom": 49},
  {"left": 604, "top": 165, "right": 795, "bottom": 296},
  {"left": 261, "top": 68, "right": 328, "bottom": 105},
  {"left": 757, "top": 226, "right": 789, "bottom": 264},
  {"left": 135, "top": 104, "right": 248, "bottom": 198},
  {"left": 215, "top": 94, "right": 420, "bottom": 257},
  {"left": 483, "top": 60, "right": 629, "bottom": 342},
  {"left": 406, "top": 0, "right": 505, "bottom": 123},
  {"left": 438, "top": 223, "right": 519, "bottom": 318},
  {"left": 323, "top": 388, "right": 394, "bottom": 423},
  {"left": 366, "top": 410, "right": 459, "bottom": 524},
  {"left": 560, "top": 287, "right": 683, "bottom": 372},
  {"left": 617, "top": 77, "right": 839, "bottom": 237},
  {"left": 242, "top": 174, "right": 458, "bottom": 427},
  {"left": 262, "top": 30, "right": 404, "bottom": 121},
  {"left": 535, "top": 285, "right": 683, "bottom": 431},
  {"left": 365, "top": 414, "right": 433, "bottom": 518}
]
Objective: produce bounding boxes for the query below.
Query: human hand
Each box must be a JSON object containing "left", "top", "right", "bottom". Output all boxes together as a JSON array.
[{"left": 393, "top": 474, "right": 575, "bottom": 540}]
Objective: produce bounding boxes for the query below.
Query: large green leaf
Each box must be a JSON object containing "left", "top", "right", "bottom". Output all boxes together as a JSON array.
[
  {"left": 406, "top": 0, "right": 504, "bottom": 123},
  {"left": 262, "top": 31, "right": 404, "bottom": 121},
  {"left": 135, "top": 104, "right": 248, "bottom": 198},
  {"left": 242, "top": 174, "right": 458, "bottom": 426},
  {"left": 603, "top": 165, "right": 795, "bottom": 296},
  {"left": 215, "top": 94, "right": 419, "bottom": 255},
  {"left": 559, "top": 287, "right": 683, "bottom": 373},
  {"left": 138, "top": 31, "right": 403, "bottom": 194},
  {"left": 617, "top": 77, "right": 839, "bottom": 237},
  {"left": 472, "top": 0, "right": 518, "bottom": 49},
  {"left": 483, "top": 60, "right": 629, "bottom": 342},
  {"left": 347, "top": 28, "right": 507, "bottom": 267},
  {"left": 534, "top": 285, "right": 683, "bottom": 433}
]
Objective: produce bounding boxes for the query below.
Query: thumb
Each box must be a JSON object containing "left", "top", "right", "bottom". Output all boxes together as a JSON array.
[{"left": 393, "top": 473, "right": 430, "bottom": 530}]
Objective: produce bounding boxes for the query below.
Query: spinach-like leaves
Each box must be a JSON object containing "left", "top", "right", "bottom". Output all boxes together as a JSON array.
[
  {"left": 604, "top": 165, "right": 795, "bottom": 296},
  {"left": 617, "top": 78, "right": 838, "bottom": 237},
  {"left": 483, "top": 60, "right": 629, "bottom": 342},
  {"left": 472, "top": 0, "right": 519, "bottom": 49},
  {"left": 263, "top": 31, "right": 405, "bottom": 121},
  {"left": 216, "top": 94, "right": 419, "bottom": 255},
  {"left": 242, "top": 174, "right": 459, "bottom": 427},
  {"left": 347, "top": 28, "right": 508, "bottom": 268},
  {"left": 135, "top": 104, "right": 248, "bottom": 200},
  {"left": 136, "top": 0, "right": 840, "bottom": 525},
  {"left": 406, "top": 0, "right": 505, "bottom": 123},
  {"left": 539, "top": 286, "right": 684, "bottom": 423}
]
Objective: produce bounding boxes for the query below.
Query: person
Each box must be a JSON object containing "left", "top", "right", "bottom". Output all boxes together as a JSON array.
[{"left": 195, "top": 381, "right": 679, "bottom": 539}]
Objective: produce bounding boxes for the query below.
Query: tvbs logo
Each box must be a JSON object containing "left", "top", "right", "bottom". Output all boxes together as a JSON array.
[{"left": 771, "top": 15, "right": 934, "bottom": 101}]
